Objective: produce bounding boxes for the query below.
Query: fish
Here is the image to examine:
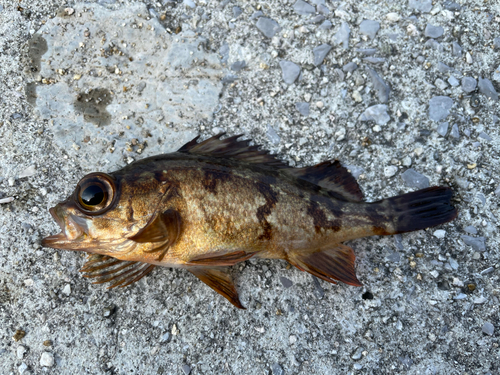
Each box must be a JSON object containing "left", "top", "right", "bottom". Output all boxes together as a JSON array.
[{"left": 42, "top": 134, "right": 458, "bottom": 308}]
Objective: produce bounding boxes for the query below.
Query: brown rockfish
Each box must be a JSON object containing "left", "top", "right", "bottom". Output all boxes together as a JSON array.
[{"left": 42, "top": 134, "right": 457, "bottom": 308}]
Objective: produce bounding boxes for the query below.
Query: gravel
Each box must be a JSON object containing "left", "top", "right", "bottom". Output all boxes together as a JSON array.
[
  {"left": 295, "top": 102, "right": 310, "bottom": 116},
  {"left": 256, "top": 17, "right": 281, "bottom": 38},
  {"left": 367, "top": 68, "right": 390, "bottom": 103},
  {"left": 461, "top": 236, "right": 486, "bottom": 252},
  {"left": 39, "top": 352, "right": 54, "bottom": 367},
  {"left": 437, "top": 122, "right": 449, "bottom": 136},
  {"left": 279, "top": 61, "right": 301, "bottom": 84},
  {"left": 401, "top": 169, "right": 430, "bottom": 189},
  {"left": 359, "top": 104, "right": 390, "bottom": 125},
  {"left": 428, "top": 96, "right": 454, "bottom": 122},
  {"left": 313, "top": 44, "right": 332, "bottom": 66},
  {"left": 2, "top": 1, "right": 499, "bottom": 374},
  {"left": 478, "top": 78, "right": 499, "bottom": 101},
  {"left": 482, "top": 323, "right": 495, "bottom": 336},
  {"left": 424, "top": 24, "right": 444, "bottom": 38},
  {"left": 408, "top": 0, "right": 432, "bottom": 12},
  {"left": 359, "top": 20, "right": 380, "bottom": 40},
  {"left": 333, "top": 22, "right": 350, "bottom": 49},
  {"left": 293, "top": 0, "right": 315, "bottom": 15}
]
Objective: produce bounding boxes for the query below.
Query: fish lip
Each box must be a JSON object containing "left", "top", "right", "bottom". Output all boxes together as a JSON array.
[{"left": 42, "top": 205, "right": 85, "bottom": 249}]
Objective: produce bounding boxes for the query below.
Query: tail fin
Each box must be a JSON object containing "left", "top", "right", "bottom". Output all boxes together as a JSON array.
[{"left": 383, "top": 186, "right": 458, "bottom": 234}]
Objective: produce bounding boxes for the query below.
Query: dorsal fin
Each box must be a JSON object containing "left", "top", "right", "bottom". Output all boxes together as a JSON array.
[
  {"left": 178, "top": 133, "right": 288, "bottom": 169},
  {"left": 286, "top": 160, "right": 363, "bottom": 202}
]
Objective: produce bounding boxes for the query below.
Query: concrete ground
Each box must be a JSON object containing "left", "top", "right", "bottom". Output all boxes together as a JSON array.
[{"left": 0, "top": 0, "right": 499, "bottom": 374}]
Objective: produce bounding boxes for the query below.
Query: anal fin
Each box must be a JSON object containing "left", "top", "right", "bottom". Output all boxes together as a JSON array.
[
  {"left": 288, "top": 244, "right": 362, "bottom": 286},
  {"left": 80, "top": 254, "right": 155, "bottom": 288},
  {"left": 189, "top": 267, "right": 245, "bottom": 309}
]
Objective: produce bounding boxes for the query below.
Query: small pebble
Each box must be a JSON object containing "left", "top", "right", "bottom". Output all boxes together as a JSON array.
[
  {"left": 232, "top": 6, "right": 242, "bottom": 18},
  {"left": 359, "top": 104, "right": 390, "bottom": 125},
  {"left": 478, "top": 78, "right": 499, "bottom": 101},
  {"left": 8, "top": 177, "right": 16, "bottom": 186},
  {"left": 386, "top": 12, "right": 400, "bottom": 22},
  {"left": 351, "top": 347, "right": 364, "bottom": 360},
  {"left": 461, "top": 236, "right": 486, "bottom": 252},
  {"left": 367, "top": 67, "right": 390, "bottom": 103},
  {"left": 448, "top": 76, "right": 459, "bottom": 87},
  {"left": 474, "top": 296, "right": 487, "bottom": 304},
  {"left": 19, "top": 165, "right": 36, "bottom": 178},
  {"left": 359, "top": 20, "right": 380, "bottom": 39},
  {"left": 289, "top": 335, "right": 297, "bottom": 344},
  {"left": 409, "top": 0, "right": 432, "bottom": 13},
  {"left": 256, "top": 17, "right": 281, "bottom": 38},
  {"left": 313, "top": 44, "right": 332, "bottom": 66},
  {"left": 437, "top": 122, "right": 449, "bottom": 136},
  {"left": 230, "top": 61, "right": 246, "bottom": 72},
  {"left": 280, "top": 276, "right": 293, "bottom": 288},
  {"left": 183, "top": 0, "right": 195, "bottom": 8},
  {"left": 0, "top": 197, "right": 14, "bottom": 204},
  {"left": 319, "top": 20, "right": 332, "bottom": 30},
  {"left": 295, "top": 102, "right": 310, "bottom": 116},
  {"left": 428, "top": 96, "right": 453, "bottom": 121},
  {"left": 450, "top": 124, "right": 459, "bottom": 139},
  {"left": 62, "top": 284, "right": 71, "bottom": 296},
  {"left": 437, "top": 62, "right": 452, "bottom": 73},
  {"left": 279, "top": 61, "right": 301, "bottom": 84},
  {"left": 182, "top": 364, "right": 191, "bottom": 375},
  {"left": 424, "top": 24, "right": 444, "bottom": 38},
  {"left": 401, "top": 169, "right": 430, "bottom": 189},
  {"left": 452, "top": 42, "right": 462, "bottom": 56},
  {"left": 482, "top": 322, "right": 494, "bottom": 336},
  {"left": 464, "top": 226, "right": 477, "bottom": 235},
  {"left": 17, "top": 346, "right": 26, "bottom": 360},
  {"left": 40, "top": 352, "right": 54, "bottom": 367},
  {"left": 402, "top": 156, "right": 412, "bottom": 167},
  {"left": 433, "top": 230, "right": 446, "bottom": 239},
  {"left": 342, "top": 62, "right": 358, "bottom": 73},
  {"left": 333, "top": 22, "right": 350, "bottom": 49},
  {"left": 384, "top": 166, "right": 398, "bottom": 177},
  {"left": 272, "top": 363, "right": 284, "bottom": 375},
  {"left": 293, "top": 0, "right": 315, "bottom": 15},
  {"left": 18, "top": 363, "right": 28, "bottom": 374}
]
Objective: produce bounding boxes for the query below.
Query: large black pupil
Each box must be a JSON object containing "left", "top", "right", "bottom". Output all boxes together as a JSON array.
[{"left": 81, "top": 185, "right": 104, "bottom": 206}]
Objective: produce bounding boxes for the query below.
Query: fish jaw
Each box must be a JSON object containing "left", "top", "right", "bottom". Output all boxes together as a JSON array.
[{"left": 42, "top": 203, "right": 93, "bottom": 251}]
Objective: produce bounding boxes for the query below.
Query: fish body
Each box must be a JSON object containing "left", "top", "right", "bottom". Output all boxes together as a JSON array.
[{"left": 43, "top": 135, "right": 457, "bottom": 308}]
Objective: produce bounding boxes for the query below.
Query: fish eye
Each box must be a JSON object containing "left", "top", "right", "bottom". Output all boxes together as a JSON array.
[
  {"left": 75, "top": 173, "right": 116, "bottom": 214},
  {"left": 81, "top": 184, "right": 105, "bottom": 206}
]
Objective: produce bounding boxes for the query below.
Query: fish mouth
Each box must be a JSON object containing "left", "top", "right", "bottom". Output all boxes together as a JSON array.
[{"left": 42, "top": 206, "right": 86, "bottom": 249}]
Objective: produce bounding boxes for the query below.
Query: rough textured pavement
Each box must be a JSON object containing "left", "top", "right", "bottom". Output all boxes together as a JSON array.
[{"left": 0, "top": 0, "right": 499, "bottom": 374}]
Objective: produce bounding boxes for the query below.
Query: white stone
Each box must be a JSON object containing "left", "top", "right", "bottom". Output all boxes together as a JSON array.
[
  {"left": 17, "top": 346, "right": 26, "bottom": 359},
  {"left": 386, "top": 13, "right": 401, "bottom": 22},
  {"left": 433, "top": 230, "right": 446, "bottom": 239},
  {"left": 40, "top": 352, "right": 54, "bottom": 367},
  {"left": 384, "top": 166, "right": 398, "bottom": 177},
  {"left": 19, "top": 165, "right": 36, "bottom": 178},
  {"left": 62, "top": 284, "right": 71, "bottom": 296}
]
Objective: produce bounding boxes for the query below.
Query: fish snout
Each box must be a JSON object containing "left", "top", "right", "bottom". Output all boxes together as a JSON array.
[{"left": 42, "top": 204, "right": 85, "bottom": 248}]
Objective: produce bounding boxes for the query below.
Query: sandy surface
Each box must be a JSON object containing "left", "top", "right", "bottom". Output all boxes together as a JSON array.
[{"left": 1, "top": 0, "right": 499, "bottom": 374}]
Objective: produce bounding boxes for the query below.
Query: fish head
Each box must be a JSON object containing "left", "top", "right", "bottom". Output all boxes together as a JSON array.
[{"left": 42, "top": 171, "right": 163, "bottom": 256}]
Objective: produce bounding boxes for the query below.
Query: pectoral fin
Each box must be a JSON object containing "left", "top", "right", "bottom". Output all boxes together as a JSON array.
[
  {"left": 288, "top": 244, "right": 362, "bottom": 286},
  {"left": 80, "top": 254, "right": 155, "bottom": 288},
  {"left": 189, "top": 267, "right": 245, "bottom": 309},
  {"left": 129, "top": 209, "right": 182, "bottom": 261}
]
